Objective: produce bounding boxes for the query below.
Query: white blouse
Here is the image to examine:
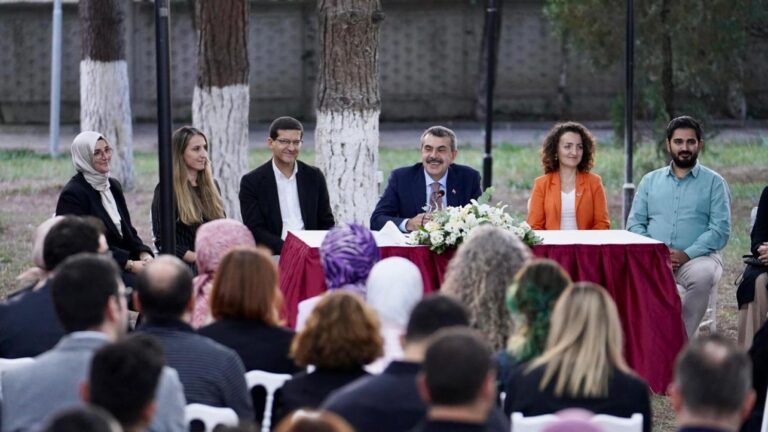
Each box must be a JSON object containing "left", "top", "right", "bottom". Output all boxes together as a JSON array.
[{"left": 560, "top": 190, "right": 577, "bottom": 230}]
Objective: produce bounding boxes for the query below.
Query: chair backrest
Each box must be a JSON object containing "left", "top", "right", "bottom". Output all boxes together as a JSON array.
[
  {"left": 0, "top": 357, "right": 35, "bottom": 373},
  {"left": 511, "top": 412, "right": 643, "bottom": 432},
  {"left": 591, "top": 413, "right": 643, "bottom": 432},
  {"left": 185, "top": 403, "right": 238, "bottom": 432},
  {"left": 245, "top": 370, "right": 292, "bottom": 432}
]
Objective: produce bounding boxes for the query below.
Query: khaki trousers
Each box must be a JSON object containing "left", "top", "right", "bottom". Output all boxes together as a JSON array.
[{"left": 675, "top": 252, "right": 723, "bottom": 338}]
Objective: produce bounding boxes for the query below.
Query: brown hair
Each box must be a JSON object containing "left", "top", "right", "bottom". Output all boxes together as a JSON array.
[
  {"left": 291, "top": 291, "right": 383, "bottom": 369},
  {"left": 274, "top": 410, "right": 354, "bottom": 432},
  {"left": 210, "top": 246, "right": 282, "bottom": 326},
  {"left": 171, "top": 126, "right": 225, "bottom": 225},
  {"left": 540, "top": 121, "right": 596, "bottom": 174}
]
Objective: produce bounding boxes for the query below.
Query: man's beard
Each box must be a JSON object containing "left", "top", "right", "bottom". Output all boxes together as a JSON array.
[{"left": 672, "top": 151, "right": 698, "bottom": 168}]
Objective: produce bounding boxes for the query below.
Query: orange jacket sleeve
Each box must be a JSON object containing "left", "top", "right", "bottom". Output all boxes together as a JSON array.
[
  {"left": 588, "top": 173, "right": 611, "bottom": 229},
  {"left": 527, "top": 175, "right": 548, "bottom": 230}
]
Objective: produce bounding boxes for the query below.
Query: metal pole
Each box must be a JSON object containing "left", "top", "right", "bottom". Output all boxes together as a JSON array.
[
  {"left": 155, "top": 0, "right": 175, "bottom": 254},
  {"left": 482, "top": 0, "right": 498, "bottom": 191},
  {"left": 622, "top": 0, "right": 635, "bottom": 228},
  {"left": 48, "top": 0, "right": 63, "bottom": 157}
]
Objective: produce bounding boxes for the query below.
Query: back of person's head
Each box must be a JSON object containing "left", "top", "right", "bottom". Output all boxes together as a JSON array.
[
  {"left": 274, "top": 410, "right": 354, "bottom": 432},
  {"left": 211, "top": 246, "right": 282, "bottom": 325},
  {"left": 366, "top": 257, "right": 424, "bottom": 328},
  {"left": 405, "top": 294, "right": 470, "bottom": 344},
  {"left": 194, "top": 219, "right": 256, "bottom": 276},
  {"left": 420, "top": 327, "right": 495, "bottom": 406},
  {"left": 507, "top": 259, "right": 572, "bottom": 362},
  {"left": 673, "top": 334, "right": 753, "bottom": 421},
  {"left": 666, "top": 115, "right": 703, "bottom": 141},
  {"left": 51, "top": 253, "right": 122, "bottom": 333},
  {"left": 291, "top": 291, "right": 382, "bottom": 369},
  {"left": 320, "top": 224, "right": 379, "bottom": 293},
  {"left": 135, "top": 255, "right": 193, "bottom": 321},
  {"left": 269, "top": 116, "right": 304, "bottom": 140},
  {"left": 87, "top": 334, "right": 164, "bottom": 430},
  {"left": 532, "top": 282, "right": 631, "bottom": 398},
  {"left": 43, "top": 215, "right": 103, "bottom": 271},
  {"left": 441, "top": 225, "right": 531, "bottom": 350},
  {"left": 42, "top": 406, "right": 122, "bottom": 432}
]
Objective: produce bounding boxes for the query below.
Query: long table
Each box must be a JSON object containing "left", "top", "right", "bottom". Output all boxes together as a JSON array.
[{"left": 278, "top": 229, "right": 686, "bottom": 392}]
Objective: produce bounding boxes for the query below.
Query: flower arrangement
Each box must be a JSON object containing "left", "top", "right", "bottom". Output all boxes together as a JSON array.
[{"left": 408, "top": 188, "right": 542, "bottom": 254}]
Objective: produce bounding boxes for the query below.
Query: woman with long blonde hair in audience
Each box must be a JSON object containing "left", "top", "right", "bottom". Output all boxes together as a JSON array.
[
  {"left": 441, "top": 225, "right": 531, "bottom": 351},
  {"left": 503, "top": 282, "right": 651, "bottom": 432},
  {"left": 151, "top": 126, "right": 224, "bottom": 270}
]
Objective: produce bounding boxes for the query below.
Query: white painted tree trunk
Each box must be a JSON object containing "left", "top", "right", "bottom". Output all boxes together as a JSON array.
[
  {"left": 80, "top": 59, "right": 135, "bottom": 190},
  {"left": 192, "top": 84, "right": 249, "bottom": 220},
  {"left": 315, "top": 109, "right": 380, "bottom": 225}
]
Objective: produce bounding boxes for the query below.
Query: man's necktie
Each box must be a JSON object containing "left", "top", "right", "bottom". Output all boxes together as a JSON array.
[{"left": 430, "top": 182, "right": 444, "bottom": 211}]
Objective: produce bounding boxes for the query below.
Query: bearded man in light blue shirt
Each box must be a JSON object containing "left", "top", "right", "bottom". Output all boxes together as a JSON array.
[{"left": 627, "top": 116, "right": 731, "bottom": 338}]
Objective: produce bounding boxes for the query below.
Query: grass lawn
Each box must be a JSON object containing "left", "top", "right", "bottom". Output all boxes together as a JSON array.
[{"left": 1, "top": 141, "right": 767, "bottom": 432}]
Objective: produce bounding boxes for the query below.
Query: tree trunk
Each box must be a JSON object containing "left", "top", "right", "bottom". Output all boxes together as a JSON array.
[
  {"left": 315, "top": 0, "right": 383, "bottom": 225},
  {"left": 192, "top": 0, "right": 250, "bottom": 220},
  {"left": 660, "top": 0, "right": 675, "bottom": 119},
  {"left": 79, "top": 0, "right": 135, "bottom": 190},
  {"left": 474, "top": 0, "right": 503, "bottom": 120},
  {"left": 556, "top": 32, "right": 569, "bottom": 119}
]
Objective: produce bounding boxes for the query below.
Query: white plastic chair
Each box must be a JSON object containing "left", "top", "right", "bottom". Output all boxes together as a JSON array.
[
  {"left": 184, "top": 403, "right": 238, "bottom": 432},
  {"left": 245, "top": 370, "right": 292, "bottom": 432},
  {"left": 0, "top": 357, "right": 35, "bottom": 372},
  {"left": 760, "top": 382, "right": 768, "bottom": 432},
  {"left": 511, "top": 412, "right": 643, "bottom": 432}
]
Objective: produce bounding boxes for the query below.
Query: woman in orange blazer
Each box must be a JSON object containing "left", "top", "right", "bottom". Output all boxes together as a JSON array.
[{"left": 527, "top": 122, "right": 610, "bottom": 230}]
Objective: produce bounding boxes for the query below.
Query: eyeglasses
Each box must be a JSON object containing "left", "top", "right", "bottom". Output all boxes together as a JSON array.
[
  {"left": 93, "top": 147, "right": 113, "bottom": 159},
  {"left": 274, "top": 138, "right": 303, "bottom": 147}
]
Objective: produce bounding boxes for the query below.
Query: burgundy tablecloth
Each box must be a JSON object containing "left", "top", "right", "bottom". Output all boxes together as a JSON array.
[{"left": 278, "top": 231, "right": 686, "bottom": 393}]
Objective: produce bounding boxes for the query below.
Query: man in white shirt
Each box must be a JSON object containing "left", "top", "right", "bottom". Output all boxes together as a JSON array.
[{"left": 239, "top": 116, "right": 336, "bottom": 254}]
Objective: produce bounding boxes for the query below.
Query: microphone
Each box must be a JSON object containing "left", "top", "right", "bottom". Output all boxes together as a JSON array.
[{"left": 437, "top": 190, "right": 445, "bottom": 198}]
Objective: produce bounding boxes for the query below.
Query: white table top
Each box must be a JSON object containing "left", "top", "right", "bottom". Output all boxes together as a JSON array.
[{"left": 287, "top": 229, "right": 663, "bottom": 249}]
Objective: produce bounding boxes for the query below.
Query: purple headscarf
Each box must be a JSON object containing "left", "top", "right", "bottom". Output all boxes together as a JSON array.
[
  {"left": 191, "top": 219, "right": 255, "bottom": 328},
  {"left": 320, "top": 223, "right": 379, "bottom": 295}
]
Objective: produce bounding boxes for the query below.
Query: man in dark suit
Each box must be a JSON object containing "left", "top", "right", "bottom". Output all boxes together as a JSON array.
[
  {"left": 0, "top": 216, "right": 105, "bottom": 359},
  {"left": 239, "top": 116, "right": 335, "bottom": 255},
  {"left": 370, "top": 126, "right": 482, "bottom": 231}
]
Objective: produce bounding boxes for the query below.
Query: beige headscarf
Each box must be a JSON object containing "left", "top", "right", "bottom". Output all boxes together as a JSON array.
[{"left": 71, "top": 131, "right": 122, "bottom": 232}]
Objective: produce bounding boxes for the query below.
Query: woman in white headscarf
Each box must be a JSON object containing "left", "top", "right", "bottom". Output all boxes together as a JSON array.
[
  {"left": 56, "top": 132, "right": 153, "bottom": 280},
  {"left": 365, "top": 256, "right": 424, "bottom": 373}
]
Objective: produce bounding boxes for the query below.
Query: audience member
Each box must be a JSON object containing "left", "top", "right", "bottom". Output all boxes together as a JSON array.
[
  {"left": 277, "top": 292, "right": 382, "bottom": 423},
  {"left": 527, "top": 121, "right": 610, "bottom": 230},
  {"left": 295, "top": 223, "right": 379, "bottom": 330},
  {"left": 412, "top": 328, "right": 498, "bottom": 432},
  {"left": 499, "top": 259, "right": 571, "bottom": 394},
  {"left": 670, "top": 335, "right": 754, "bottom": 432},
  {"left": 274, "top": 410, "right": 354, "bottom": 432},
  {"left": 745, "top": 321, "right": 768, "bottom": 431},
  {"left": 0, "top": 216, "right": 104, "bottom": 358},
  {"left": 504, "top": 282, "right": 651, "bottom": 432},
  {"left": 627, "top": 115, "right": 731, "bottom": 338},
  {"left": 151, "top": 126, "right": 225, "bottom": 270},
  {"left": 55, "top": 131, "right": 154, "bottom": 285},
  {"left": 240, "top": 116, "right": 335, "bottom": 255},
  {"left": 365, "top": 256, "right": 424, "bottom": 373},
  {"left": 370, "top": 125, "right": 481, "bottom": 231},
  {"left": 738, "top": 185, "right": 768, "bottom": 347},
  {"left": 14, "top": 216, "right": 64, "bottom": 289},
  {"left": 441, "top": 225, "right": 532, "bottom": 350},
  {"left": 191, "top": 219, "right": 256, "bottom": 328},
  {"left": 41, "top": 406, "right": 122, "bottom": 432},
  {"left": 134, "top": 255, "right": 253, "bottom": 419},
  {"left": 323, "top": 295, "right": 470, "bottom": 432},
  {"left": 84, "top": 334, "right": 165, "bottom": 432},
  {"left": 198, "top": 246, "right": 298, "bottom": 374},
  {"left": 1, "top": 253, "right": 185, "bottom": 432}
]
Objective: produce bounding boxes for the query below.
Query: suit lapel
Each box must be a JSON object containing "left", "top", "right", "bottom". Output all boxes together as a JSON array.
[
  {"left": 550, "top": 173, "right": 562, "bottom": 221},
  {"left": 295, "top": 162, "right": 311, "bottom": 225},
  {"left": 446, "top": 165, "right": 458, "bottom": 207},
  {"left": 262, "top": 162, "right": 283, "bottom": 230}
]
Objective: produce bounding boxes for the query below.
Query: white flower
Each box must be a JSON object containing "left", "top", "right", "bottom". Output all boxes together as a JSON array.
[
  {"left": 424, "top": 221, "right": 440, "bottom": 232},
  {"left": 429, "top": 230, "right": 445, "bottom": 245}
]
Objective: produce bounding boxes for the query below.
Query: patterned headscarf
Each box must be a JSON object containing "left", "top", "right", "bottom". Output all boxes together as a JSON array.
[
  {"left": 191, "top": 219, "right": 255, "bottom": 328},
  {"left": 320, "top": 223, "right": 379, "bottom": 295},
  {"left": 366, "top": 257, "right": 423, "bottom": 328}
]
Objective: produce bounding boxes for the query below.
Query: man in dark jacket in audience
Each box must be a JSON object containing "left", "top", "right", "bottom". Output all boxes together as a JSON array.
[
  {"left": 134, "top": 256, "right": 253, "bottom": 419},
  {"left": 671, "top": 334, "right": 754, "bottom": 432}
]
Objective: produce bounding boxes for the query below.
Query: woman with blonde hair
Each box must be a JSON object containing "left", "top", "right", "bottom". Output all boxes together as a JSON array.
[
  {"left": 151, "top": 126, "right": 225, "bottom": 269},
  {"left": 441, "top": 225, "right": 531, "bottom": 351},
  {"left": 503, "top": 282, "right": 651, "bottom": 432},
  {"left": 276, "top": 291, "right": 383, "bottom": 423},
  {"left": 198, "top": 246, "right": 298, "bottom": 374}
]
